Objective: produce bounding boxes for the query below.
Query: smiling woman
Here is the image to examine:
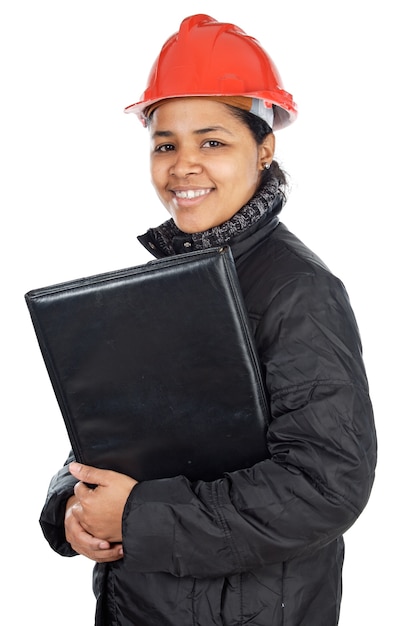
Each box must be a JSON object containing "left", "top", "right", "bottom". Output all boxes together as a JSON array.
[
  {"left": 38, "top": 13, "right": 377, "bottom": 626},
  {"left": 148, "top": 97, "right": 275, "bottom": 233}
]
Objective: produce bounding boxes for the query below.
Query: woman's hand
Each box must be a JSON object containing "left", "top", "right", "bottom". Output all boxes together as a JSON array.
[
  {"left": 65, "top": 494, "right": 124, "bottom": 562},
  {"left": 64, "top": 462, "right": 138, "bottom": 562}
]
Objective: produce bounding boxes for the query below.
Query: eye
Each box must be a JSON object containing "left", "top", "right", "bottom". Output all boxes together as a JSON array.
[
  {"left": 202, "top": 139, "right": 224, "bottom": 148},
  {"left": 154, "top": 143, "right": 175, "bottom": 153}
]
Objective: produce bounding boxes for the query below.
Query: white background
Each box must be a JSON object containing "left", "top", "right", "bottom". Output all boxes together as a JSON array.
[{"left": 1, "top": 1, "right": 414, "bottom": 623}]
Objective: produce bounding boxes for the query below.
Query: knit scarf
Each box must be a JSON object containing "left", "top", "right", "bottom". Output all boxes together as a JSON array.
[{"left": 146, "top": 175, "right": 283, "bottom": 256}]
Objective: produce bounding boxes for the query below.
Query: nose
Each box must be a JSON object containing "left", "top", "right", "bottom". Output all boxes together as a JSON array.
[{"left": 169, "top": 147, "right": 203, "bottom": 177}]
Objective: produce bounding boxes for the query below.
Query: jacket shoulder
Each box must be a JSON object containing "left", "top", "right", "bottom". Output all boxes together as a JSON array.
[
  {"left": 236, "top": 222, "right": 343, "bottom": 313},
  {"left": 271, "top": 222, "right": 331, "bottom": 273}
]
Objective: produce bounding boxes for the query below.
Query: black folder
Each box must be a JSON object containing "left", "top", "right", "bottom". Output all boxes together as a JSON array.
[{"left": 25, "top": 246, "right": 270, "bottom": 482}]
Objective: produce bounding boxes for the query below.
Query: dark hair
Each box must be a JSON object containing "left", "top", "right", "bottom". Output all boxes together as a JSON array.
[{"left": 226, "top": 105, "right": 288, "bottom": 192}]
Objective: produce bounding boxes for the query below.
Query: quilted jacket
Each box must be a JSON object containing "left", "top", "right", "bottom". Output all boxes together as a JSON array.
[{"left": 40, "top": 195, "right": 377, "bottom": 625}]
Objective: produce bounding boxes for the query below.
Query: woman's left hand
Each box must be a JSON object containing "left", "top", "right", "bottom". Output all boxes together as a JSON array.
[{"left": 69, "top": 462, "right": 138, "bottom": 543}]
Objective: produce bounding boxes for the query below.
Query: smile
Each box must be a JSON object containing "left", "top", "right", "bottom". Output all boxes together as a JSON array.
[{"left": 173, "top": 189, "right": 211, "bottom": 200}]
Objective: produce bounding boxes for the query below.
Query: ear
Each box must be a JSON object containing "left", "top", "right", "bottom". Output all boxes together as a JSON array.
[{"left": 258, "top": 133, "right": 276, "bottom": 170}]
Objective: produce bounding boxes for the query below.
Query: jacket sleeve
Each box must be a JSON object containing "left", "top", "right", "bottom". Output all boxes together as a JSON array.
[
  {"left": 39, "top": 451, "right": 79, "bottom": 557},
  {"left": 122, "top": 272, "right": 377, "bottom": 578}
]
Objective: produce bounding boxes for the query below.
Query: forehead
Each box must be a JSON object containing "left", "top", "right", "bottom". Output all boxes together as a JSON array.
[{"left": 150, "top": 97, "right": 244, "bottom": 133}]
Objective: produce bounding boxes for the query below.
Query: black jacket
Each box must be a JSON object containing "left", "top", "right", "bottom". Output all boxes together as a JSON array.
[{"left": 40, "top": 204, "right": 377, "bottom": 625}]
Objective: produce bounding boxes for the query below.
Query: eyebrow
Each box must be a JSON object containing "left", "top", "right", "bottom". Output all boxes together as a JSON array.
[
  {"left": 194, "top": 126, "right": 233, "bottom": 135},
  {"left": 151, "top": 126, "right": 233, "bottom": 140}
]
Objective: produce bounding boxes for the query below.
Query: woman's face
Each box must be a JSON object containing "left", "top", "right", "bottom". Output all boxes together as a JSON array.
[{"left": 149, "top": 98, "right": 275, "bottom": 233}]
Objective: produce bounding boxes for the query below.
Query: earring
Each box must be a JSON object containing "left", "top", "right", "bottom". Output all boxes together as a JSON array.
[{"left": 263, "top": 162, "right": 271, "bottom": 170}]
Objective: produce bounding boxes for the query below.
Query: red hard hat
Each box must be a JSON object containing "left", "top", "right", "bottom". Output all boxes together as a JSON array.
[{"left": 124, "top": 14, "right": 297, "bottom": 130}]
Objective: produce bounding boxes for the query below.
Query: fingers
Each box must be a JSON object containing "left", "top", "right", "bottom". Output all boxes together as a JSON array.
[
  {"left": 91, "top": 544, "right": 124, "bottom": 564},
  {"left": 74, "top": 530, "right": 124, "bottom": 563},
  {"left": 69, "top": 462, "right": 111, "bottom": 487},
  {"left": 73, "top": 480, "right": 94, "bottom": 500},
  {"left": 75, "top": 527, "right": 124, "bottom": 563},
  {"left": 68, "top": 462, "right": 138, "bottom": 544},
  {"left": 65, "top": 503, "right": 124, "bottom": 563}
]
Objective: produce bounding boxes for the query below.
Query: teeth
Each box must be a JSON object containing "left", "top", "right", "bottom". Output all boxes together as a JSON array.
[{"left": 175, "top": 189, "right": 210, "bottom": 199}]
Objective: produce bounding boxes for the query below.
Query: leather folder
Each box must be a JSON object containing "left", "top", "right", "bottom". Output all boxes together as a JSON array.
[{"left": 25, "top": 246, "right": 270, "bottom": 482}]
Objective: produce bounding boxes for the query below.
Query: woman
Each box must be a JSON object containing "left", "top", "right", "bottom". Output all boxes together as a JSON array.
[{"left": 40, "top": 14, "right": 377, "bottom": 625}]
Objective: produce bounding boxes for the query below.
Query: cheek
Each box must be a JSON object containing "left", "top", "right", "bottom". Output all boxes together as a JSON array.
[
  {"left": 236, "top": 154, "right": 262, "bottom": 192},
  {"left": 150, "top": 162, "right": 165, "bottom": 192},
  {"left": 213, "top": 159, "right": 244, "bottom": 187},
  {"left": 150, "top": 174, "right": 167, "bottom": 208}
]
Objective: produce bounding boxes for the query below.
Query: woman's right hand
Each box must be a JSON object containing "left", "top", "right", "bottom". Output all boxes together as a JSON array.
[{"left": 65, "top": 495, "right": 124, "bottom": 563}]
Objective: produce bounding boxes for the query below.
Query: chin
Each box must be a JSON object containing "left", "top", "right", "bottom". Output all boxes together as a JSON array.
[
  {"left": 176, "top": 225, "right": 203, "bottom": 234},
  {"left": 173, "top": 218, "right": 213, "bottom": 234}
]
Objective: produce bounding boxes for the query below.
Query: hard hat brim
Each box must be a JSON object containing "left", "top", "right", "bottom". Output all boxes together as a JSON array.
[{"left": 124, "top": 92, "right": 297, "bottom": 131}]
